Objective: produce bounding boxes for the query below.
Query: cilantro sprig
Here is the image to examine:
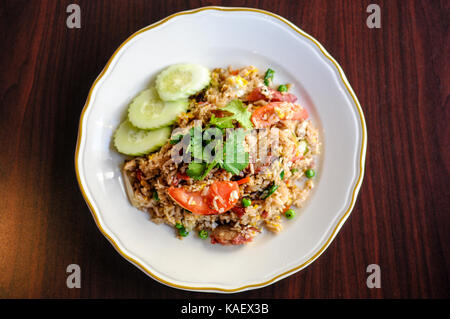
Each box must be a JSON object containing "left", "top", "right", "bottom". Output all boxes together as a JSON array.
[
  {"left": 209, "top": 100, "right": 253, "bottom": 130},
  {"left": 179, "top": 99, "right": 253, "bottom": 181},
  {"left": 185, "top": 126, "right": 222, "bottom": 180},
  {"left": 184, "top": 124, "right": 249, "bottom": 180}
]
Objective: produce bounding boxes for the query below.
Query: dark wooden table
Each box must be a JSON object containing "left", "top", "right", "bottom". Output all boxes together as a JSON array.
[{"left": 0, "top": 0, "right": 448, "bottom": 299}]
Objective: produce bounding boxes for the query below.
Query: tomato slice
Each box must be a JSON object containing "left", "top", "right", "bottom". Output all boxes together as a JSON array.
[
  {"left": 167, "top": 181, "right": 239, "bottom": 215},
  {"left": 251, "top": 102, "right": 309, "bottom": 128},
  {"left": 246, "top": 87, "right": 298, "bottom": 103},
  {"left": 167, "top": 187, "right": 212, "bottom": 215},
  {"left": 207, "top": 181, "right": 239, "bottom": 213}
]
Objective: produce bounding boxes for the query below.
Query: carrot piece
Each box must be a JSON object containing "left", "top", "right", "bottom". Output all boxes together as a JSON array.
[
  {"left": 236, "top": 176, "right": 250, "bottom": 185},
  {"left": 282, "top": 206, "right": 291, "bottom": 214}
]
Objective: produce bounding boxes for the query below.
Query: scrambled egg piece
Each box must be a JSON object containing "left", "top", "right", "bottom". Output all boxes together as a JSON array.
[{"left": 226, "top": 75, "right": 248, "bottom": 88}]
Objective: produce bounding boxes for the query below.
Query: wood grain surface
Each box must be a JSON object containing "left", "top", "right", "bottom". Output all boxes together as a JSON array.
[{"left": 0, "top": 0, "right": 448, "bottom": 298}]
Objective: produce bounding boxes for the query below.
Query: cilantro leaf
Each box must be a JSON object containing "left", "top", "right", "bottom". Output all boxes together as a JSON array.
[
  {"left": 189, "top": 126, "right": 203, "bottom": 161},
  {"left": 185, "top": 126, "right": 222, "bottom": 180},
  {"left": 187, "top": 160, "right": 219, "bottom": 181},
  {"left": 186, "top": 122, "right": 250, "bottom": 177},
  {"left": 208, "top": 100, "right": 254, "bottom": 130},
  {"left": 223, "top": 153, "right": 249, "bottom": 175},
  {"left": 220, "top": 100, "right": 254, "bottom": 130},
  {"left": 223, "top": 128, "right": 249, "bottom": 175},
  {"left": 210, "top": 114, "right": 234, "bottom": 129},
  {"left": 186, "top": 162, "right": 205, "bottom": 179},
  {"left": 202, "top": 127, "right": 223, "bottom": 164},
  {"left": 199, "top": 160, "right": 218, "bottom": 180}
]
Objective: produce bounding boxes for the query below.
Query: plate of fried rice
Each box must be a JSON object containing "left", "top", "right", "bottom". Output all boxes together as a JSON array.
[{"left": 75, "top": 7, "right": 366, "bottom": 292}]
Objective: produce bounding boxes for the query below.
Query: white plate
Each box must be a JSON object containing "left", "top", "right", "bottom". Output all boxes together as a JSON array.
[{"left": 75, "top": 6, "right": 367, "bottom": 293}]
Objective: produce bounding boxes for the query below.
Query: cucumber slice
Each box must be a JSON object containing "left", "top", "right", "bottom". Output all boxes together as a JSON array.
[
  {"left": 156, "top": 64, "right": 210, "bottom": 101},
  {"left": 128, "top": 87, "right": 188, "bottom": 129},
  {"left": 114, "top": 120, "right": 171, "bottom": 156}
]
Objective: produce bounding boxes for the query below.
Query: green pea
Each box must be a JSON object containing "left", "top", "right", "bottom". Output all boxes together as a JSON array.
[
  {"left": 242, "top": 198, "right": 252, "bottom": 207},
  {"left": 290, "top": 168, "right": 299, "bottom": 173},
  {"left": 178, "top": 228, "right": 189, "bottom": 237},
  {"left": 305, "top": 169, "right": 315, "bottom": 178},
  {"left": 175, "top": 222, "right": 183, "bottom": 229},
  {"left": 198, "top": 230, "right": 208, "bottom": 239},
  {"left": 285, "top": 209, "right": 296, "bottom": 219},
  {"left": 278, "top": 84, "right": 288, "bottom": 92}
]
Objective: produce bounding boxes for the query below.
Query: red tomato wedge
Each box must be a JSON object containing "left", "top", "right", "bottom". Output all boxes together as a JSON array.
[
  {"left": 246, "top": 87, "right": 298, "bottom": 103},
  {"left": 167, "top": 187, "right": 212, "bottom": 215},
  {"left": 207, "top": 181, "right": 240, "bottom": 213},
  {"left": 251, "top": 102, "right": 309, "bottom": 128},
  {"left": 167, "top": 181, "right": 239, "bottom": 215}
]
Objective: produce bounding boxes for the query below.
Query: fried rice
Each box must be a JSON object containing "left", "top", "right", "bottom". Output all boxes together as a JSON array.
[{"left": 122, "top": 66, "right": 320, "bottom": 245}]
